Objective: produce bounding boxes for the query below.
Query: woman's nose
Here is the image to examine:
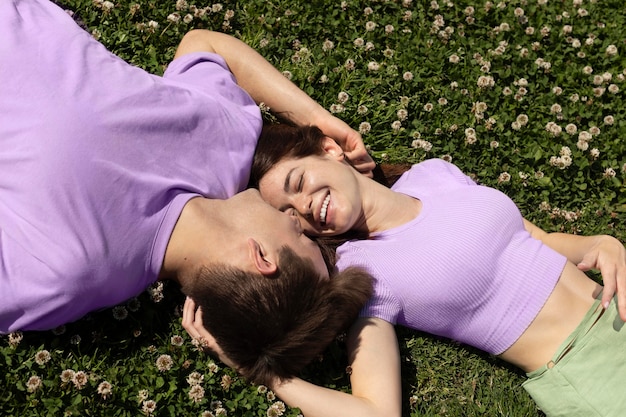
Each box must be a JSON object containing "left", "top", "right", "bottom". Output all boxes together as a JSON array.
[{"left": 296, "top": 196, "right": 313, "bottom": 219}]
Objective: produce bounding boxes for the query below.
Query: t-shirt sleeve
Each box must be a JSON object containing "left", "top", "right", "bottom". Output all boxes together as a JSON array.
[
  {"left": 336, "top": 245, "right": 402, "bottom": 324},
  {"left": 394, "top": 159, "right": 477, "bottom": 192}
]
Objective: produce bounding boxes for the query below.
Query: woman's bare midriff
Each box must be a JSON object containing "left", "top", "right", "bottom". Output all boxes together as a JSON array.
[{"left": 497, "top": 261, "right": 603, "bottom": 372}]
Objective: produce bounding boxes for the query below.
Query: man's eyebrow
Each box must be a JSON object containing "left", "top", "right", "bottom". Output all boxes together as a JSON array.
[{"left": 284, "top": 167, "right": 297, "bottom": 193}]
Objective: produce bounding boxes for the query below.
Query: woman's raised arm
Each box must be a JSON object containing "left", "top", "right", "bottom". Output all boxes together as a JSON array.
[
  {"left": 523, "top": 219, "right": 626, "bottom": 320},
  {"left": 272, "top": 317, "right": 403, "bottom": 417},
  {"left": 173, "top": 30, "right": 374, "bottom": 176}
]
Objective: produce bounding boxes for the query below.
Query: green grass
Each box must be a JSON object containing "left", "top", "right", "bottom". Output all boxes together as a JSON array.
[{"left": 3, "top": 0, "right": 626, "bottom": 415}]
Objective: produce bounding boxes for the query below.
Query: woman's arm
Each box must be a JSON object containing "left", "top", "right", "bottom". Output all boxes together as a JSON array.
[
  {"left": 272, "top": 317, "right": 402, "bottom": 417},
  {"left": 173, "top": 30, "right": 375, "bottom": 176},
  {"left": 182, "top": 298, "right": 403, "bottom": 417},
  {"left": 524, "top": 219, "right": 626, "bottom": 319}
]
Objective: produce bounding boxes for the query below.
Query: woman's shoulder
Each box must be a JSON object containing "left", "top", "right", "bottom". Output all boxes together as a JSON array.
[{"left": 391, "top": 158, "right": 473, "bottom": 191}]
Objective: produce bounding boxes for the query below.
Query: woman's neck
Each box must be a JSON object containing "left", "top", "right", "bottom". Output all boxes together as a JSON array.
[{"left": 358, "top": 176, "right": 422, "bottom": 234}]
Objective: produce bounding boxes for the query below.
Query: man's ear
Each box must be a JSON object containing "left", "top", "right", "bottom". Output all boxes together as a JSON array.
[
  {"left": 321, "top": 137, "right": 345, "bottom": 160},
  {"left": 247, "top": 238, "right": 278, "bottom": 276}
]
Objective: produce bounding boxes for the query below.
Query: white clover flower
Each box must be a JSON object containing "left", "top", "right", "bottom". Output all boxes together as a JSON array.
[
  {"left": 477, "top": 75, "right": 495, "bottom": 88},
  {"left": 344, "top": 59, "right": 355, "bottom": 71},
  {"left": 565, "top": 124, "right": 577, "bottom": 135},
  {"left": 576, "top": 139, "right": 589, "bottom": 151},
  {"left": 8, "top": 332, "right": 23, "bottom": 348},
  {"left": 589, "top": 126, "right": 601, "bottom": 136},
  {"left": 365, "top": 41, "right": 375, "bottom": 51},
  {"left": 550, "top": 104, "right": 562, "bottom": 114},
  {"left": 582, "top": 66, "right": 593, "bottom": 75},
  {"left": 608, "top": 84, "right": 619, "bottom": 94},
  {"left": 357, "top": 105, "right": 368, "bottom": 115},
  {"left": 27, "top": 375, "right": 42, "bottom": 393},
  {"left": 365, "top": 21, "right": 376, "bottom": 31},
  {"left": 449, "top": 54, "right": 460, "bottom": 63},
  {"left": 35, "top": 350, "right": 51, "bottom": 366},
  {"left": 142, "top": 400, "right": 157, "bottom": 415},
  {"left": 167, "top": 12, "right": 181, "bottom": 23},
  {"left": 579, "top": 131, "right": 592, "bottom": 142},
  {"left": 516, "top": 114, "right": 529, "bottom": 126},
  {"left": 391, "top": 121, "right": 402, "bottom": 132},
  {"left": 397, "top": 109, "right": 408, "bottom": 121},
  {"left": 329, "top": 104, "right": 345, "bottom": 114},
  {"left": 476, "top": 101, "right": 489, "bottom": 113},
  {"left": 604, "top": 115, "right": 615, "bottom": 125},
  {"left": 560, "top": 146, "right": 572, "bottom": 157},
  {"left": 465, "top": 134, "right": 477, "bottom": 144},
  {"left": 337, "top": 91, "right": 349, "bottom": 104},
  {"left": 590, "top": 148, "right": 600, "bottom": 159},
  {"left": 156, "top": 355, "right": 173, "bottom": 372},
  {"left": 514, "top": 7, "right": 524, "bottom": 16},
  {"left": 353, "top": 38, "right": 364, "bottom": 48},
  {"left": 423, "top": 103, "right": 434, "bottom": 112},
  {"left": 403, "top": 71, "right": 414, "bottom": 81},
  {"left": 281, "top": 71, "right": 292, "bottom": 80},
  {"left": 367, "top": 61, "right": 380, "bottom": 71},
  {"left": 606, "top": 45, "right": 618, "bottom": 56},
  {"left": 170, "top": 335, "right": 184, "bottom": 347},
  {"left": 385, "top": 25, "right": 394, "bottom": 34},
  {"left": 511, "top": 121, "right": 521, "bottom": 131},
  {"left": 221, "top": 374, "right": 233, "bottom": 390},
  {"left": 604, "top": 168, "right": 617, "bottom": 178},
  {"left": 490, "top": 140, "right": 499, "bottom": 148},
  {"left": 498, "top": 172, "right": 511, "bottom": 183},
  {"left": 60, "top": 369, "right": 75, "bottom": 383},
  {"left": 72, "top": 371, "right": 88, "bottom": 390},
  {"left": 593, "top": 75, "right": 604, "bottom": 85},
  {"left": 322, "top": 39, "right": 335, "bottom": 52},
  {"left": 363, "top": 6, "right": 373, "bottom": 15},
  {"left": 438, "top": 97, "right": 448, "bottom": 106},
  {"left": 98, "top": 381, "right": 113, "bottom": 400},
  {"left": 189, "top": 384, "right": 205, "bottom": 403},
  {"left": 358, "top": 122, "right": 371, "bottom": 134}
]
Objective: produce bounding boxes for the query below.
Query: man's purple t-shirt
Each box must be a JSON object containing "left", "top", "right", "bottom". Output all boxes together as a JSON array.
[{"left": 0, "top": 0, "right": 262, "bottom": 332}]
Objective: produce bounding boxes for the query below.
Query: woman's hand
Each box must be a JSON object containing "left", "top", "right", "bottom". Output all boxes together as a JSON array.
[
  {"left": 182, "top": 297, "right": 238, "bottom": 369},
  {"left": 313, "top": 113, "right": 375, "bottom": 178},
  {"left": 576, "top": 235, "right": 626, "bottom": 320}
]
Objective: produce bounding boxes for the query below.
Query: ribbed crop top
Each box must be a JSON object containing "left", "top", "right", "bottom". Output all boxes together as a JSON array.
[{"left": 335, "top": 159, "right": 567, "bottom": 354}]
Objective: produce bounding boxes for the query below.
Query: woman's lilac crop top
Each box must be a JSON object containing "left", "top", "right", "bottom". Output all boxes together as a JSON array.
[{"left": 336, "top": 159, "right": 567, "bottom": 354}]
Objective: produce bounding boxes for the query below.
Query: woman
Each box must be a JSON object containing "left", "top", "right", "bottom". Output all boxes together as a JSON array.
[
  {"left": 0, "top": 0, "right": 374, "bottom": 335},
  {"left": 185, "top": 123, "right": 626, "bottom": 417}
]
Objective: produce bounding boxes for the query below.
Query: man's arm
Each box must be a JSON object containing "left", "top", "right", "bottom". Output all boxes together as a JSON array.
[{"left": 173, "top": 30, "right": 375, "bottom": 176}]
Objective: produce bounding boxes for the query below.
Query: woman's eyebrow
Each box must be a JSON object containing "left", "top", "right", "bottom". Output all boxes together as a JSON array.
[{"left": 284, "top": 167, "right": 297, "bottom": 192}]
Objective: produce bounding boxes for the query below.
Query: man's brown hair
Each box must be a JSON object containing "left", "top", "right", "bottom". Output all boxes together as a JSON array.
[{"left": 182, "top": 246, "right": 373, "bottom": 387}]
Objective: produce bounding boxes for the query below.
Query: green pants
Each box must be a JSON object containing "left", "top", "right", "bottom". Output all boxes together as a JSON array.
[{"left": 522, "top": 295, "right": 626, "bottom": 417}]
